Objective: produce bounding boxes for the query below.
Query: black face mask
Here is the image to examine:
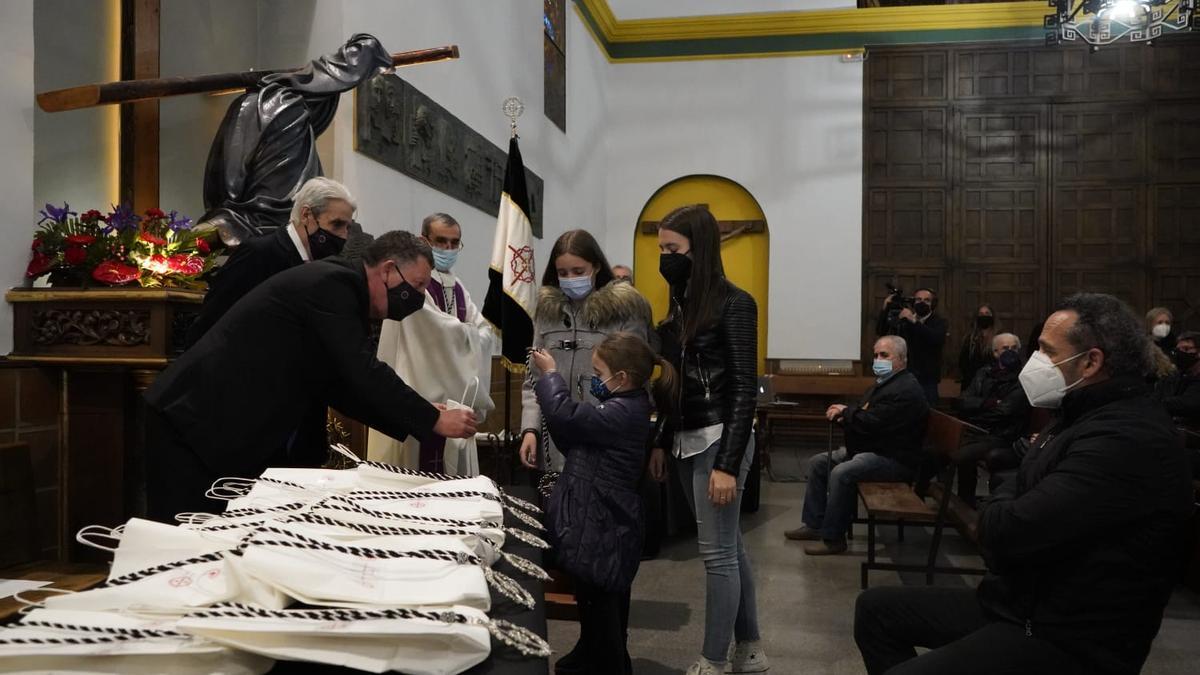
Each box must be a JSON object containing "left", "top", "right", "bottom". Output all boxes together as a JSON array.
[
  {"left": 997, "top": 349, "right": 1022, "bottom": 372},
  {"left": 386, "top": 270, "right": 426, "bottom": 322},
  {"left": 659, "top": 253, "right": 692, "bottom": 286},
  {"left": 975, "top": 315, "right": 994, "bottom": 330},
  {"left": 308, "top": 226, "right": 346, "bottom": 260},
  {"left": 914, "top": 302, "right": 932, "bottom": 318},
  {"left": 1171, "top": 349, "right": 1198, "bottom": 373}
]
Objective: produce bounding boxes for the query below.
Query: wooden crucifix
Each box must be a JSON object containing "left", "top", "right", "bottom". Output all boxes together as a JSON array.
[{"left": 638, "top": 204, "right": 767, "bottom": 243}]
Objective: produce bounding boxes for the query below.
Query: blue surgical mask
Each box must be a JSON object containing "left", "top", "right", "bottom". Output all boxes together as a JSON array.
[
  {"left": 590, "top": 374, "right": 616, "bottom": 400},
  {"left": 872, "top": 359, "right": 893, "bottom": 378},
  {"left": 560, "top": 275, "right": 594, "bottom": 301},
  {"left": 431, "top": 247, "right": 459, "bottom": 272}
]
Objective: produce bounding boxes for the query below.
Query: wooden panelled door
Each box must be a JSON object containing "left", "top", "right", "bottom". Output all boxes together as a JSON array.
[{"left": 863, "top": 37, "right": 1200, "bottom": 375}]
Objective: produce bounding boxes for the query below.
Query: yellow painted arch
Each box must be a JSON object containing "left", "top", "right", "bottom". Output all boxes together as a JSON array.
[{"left": 632, "top": 175, "right": 769, "bottom": 374}]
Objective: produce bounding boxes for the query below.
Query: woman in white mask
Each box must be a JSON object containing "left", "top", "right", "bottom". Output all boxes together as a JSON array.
[
  {"left": 1145, "top": 306, "right": 1177, "bottom": 380},
  {"left": 518, "top": 230, "right": 653, "bottom": 472}
]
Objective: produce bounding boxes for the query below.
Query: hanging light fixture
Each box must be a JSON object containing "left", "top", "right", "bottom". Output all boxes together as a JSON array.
[{"left": 1046, "top": 0, "right": 1198, "bottom": 48}]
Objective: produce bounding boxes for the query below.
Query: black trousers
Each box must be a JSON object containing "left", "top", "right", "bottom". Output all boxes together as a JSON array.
[
  {"left": 572, "top": 581, "right": 632, "bottom": 675},
  {"left": 145, "top": 407, "right": 227, "bottom": 523},
  {"left": 854, "top": 586, "right": 1084, "bottom": 675},
  {"left": 952, "top": 435, "right": 1009, "bottom": 507}
]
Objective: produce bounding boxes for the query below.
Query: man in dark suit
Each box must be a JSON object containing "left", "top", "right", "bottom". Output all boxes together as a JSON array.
[
  {"left": 144, "top": 231, "right": 477, "bottom": 521},
  {"left": 877, "top": 288, "right": 949, "bottom": 404},
  {"left": 784, "top": 335, "right": 930, "bottom": 555},
  {"left": 184, "top": 177, "right": 357, "bottom": 347}
]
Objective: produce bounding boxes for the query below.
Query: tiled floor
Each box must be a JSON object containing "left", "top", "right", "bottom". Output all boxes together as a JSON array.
[{"left": 547, "top": 478, "right": 1200, "bottom": 674}]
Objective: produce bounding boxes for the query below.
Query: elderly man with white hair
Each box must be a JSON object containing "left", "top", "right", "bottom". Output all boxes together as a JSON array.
[
  {"left": 784, "top": 335, "right": 931, "bottom": 555},
  {"left": 185, "top": 177, "right": 357, "bottom": 346},
  {"left": 953, "top": 332, "right": 1031, "bottom": 506}
]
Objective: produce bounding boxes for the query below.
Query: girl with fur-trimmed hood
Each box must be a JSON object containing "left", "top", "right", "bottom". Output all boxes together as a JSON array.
[{"left": 518, "top": 230, "right": 653, "bottom": 472}]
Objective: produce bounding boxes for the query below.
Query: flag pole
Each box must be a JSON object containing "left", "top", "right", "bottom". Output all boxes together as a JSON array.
[{"left": 500, "top": 96, "right": 523, "bottom": 466}]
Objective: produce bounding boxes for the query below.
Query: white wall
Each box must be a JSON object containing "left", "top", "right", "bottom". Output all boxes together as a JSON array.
[
  {"left": 603, "top": 55, "right": 864, "bottom": 360},
  {"left": 33, "top": 0, "right": 118, "bottom": 216},
  {"left": 1, "top": 0, "right": 35, "bottom": 354}
]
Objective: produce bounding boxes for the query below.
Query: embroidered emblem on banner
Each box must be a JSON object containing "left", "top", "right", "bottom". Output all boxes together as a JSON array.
[{"left": 509, "top": 245, "right": 535, "bottom": 287}]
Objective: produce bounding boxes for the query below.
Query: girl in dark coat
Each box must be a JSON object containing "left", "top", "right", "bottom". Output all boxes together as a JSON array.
[{"left": 531, "top": 332, "right": 676, "bottom": 675}]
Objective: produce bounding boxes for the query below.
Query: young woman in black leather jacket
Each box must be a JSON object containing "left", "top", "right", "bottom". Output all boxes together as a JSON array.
[{"left": 649, "top": 204, "right": 767, "bottom": 675}]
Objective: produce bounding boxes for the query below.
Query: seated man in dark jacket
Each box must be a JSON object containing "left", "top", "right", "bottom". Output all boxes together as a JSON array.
[
  {"left": 785, "top": 336, "right": 930, "bottom": 555},
  {"left": 952, "top": 332, "right": 1030, "bottom": 506},
  {"left": 1155, "top": 331, "right": 1200, "bottom": 427},
  {"left": 855, "top": 293, "right": 1194, "bottom": 675}
]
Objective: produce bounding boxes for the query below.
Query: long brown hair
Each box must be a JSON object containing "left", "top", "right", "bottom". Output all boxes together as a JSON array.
[
  {"left": 595, "top": 332, "right": 678, "bottom": 416},
  {"left": 659, "top": 204, "right": 726, "bottom": 342},
  {"left": 540, "top": 229, "right": 615, "bottom": 289}
]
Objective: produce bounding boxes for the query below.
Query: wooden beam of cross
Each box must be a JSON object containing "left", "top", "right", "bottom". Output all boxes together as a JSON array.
[
  {"left": 639, "top": 203, "right": 767, "bottom": 242},
  {"left": 119, "top": 0, "right": 159, "bottom": 215},
  {"left": 639, "top": 218, "right": 766, "bottom": 242},
  {"left": 37, "top": 45, "right": 460, "bottom": 113}
]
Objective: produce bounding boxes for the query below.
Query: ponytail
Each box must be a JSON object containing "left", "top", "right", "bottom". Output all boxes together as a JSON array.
[
  {"left": 651, "top": 355, "right": 679, "bottom": 417},
  {"left": 595, "top": 332, "right": 678, "bottom": 416}
]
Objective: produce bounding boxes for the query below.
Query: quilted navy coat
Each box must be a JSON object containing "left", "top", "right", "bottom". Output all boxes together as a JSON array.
[{"left": 534, "top": 372, "right": 650, "bottom": 592}]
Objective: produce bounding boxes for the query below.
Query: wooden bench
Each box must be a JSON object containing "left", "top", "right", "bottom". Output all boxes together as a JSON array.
[
  {"left": 0, "top": 442, "right": 106, "bottom": 623},
  {"left": 858, "top": 410, "right": 988, "bottom": 589}
]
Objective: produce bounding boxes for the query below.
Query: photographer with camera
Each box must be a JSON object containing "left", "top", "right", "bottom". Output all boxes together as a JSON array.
[{"left": 876, "top": 286, "right": 948, "bottom": 404}]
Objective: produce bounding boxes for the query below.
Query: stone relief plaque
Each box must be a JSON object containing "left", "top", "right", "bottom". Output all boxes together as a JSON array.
[{"left": 356, "top": 75, "right": 544, "bottom": 237}]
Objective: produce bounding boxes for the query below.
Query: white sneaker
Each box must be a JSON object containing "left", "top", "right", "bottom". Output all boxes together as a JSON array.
[
  {"left": 686, "top": 657, "right": 726, "bottom": 675},
  {"left": 726, "top": 641, "right": 770, "bottom": 673}
]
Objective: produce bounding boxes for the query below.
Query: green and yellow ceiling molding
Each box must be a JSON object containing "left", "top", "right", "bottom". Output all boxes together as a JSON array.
[{"left": 573, "top": 0, "right": 1048, "bottom": 61}]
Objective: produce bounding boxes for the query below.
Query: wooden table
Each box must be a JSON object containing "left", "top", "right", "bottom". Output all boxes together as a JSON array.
[{"left": 0, "top": 561, "right": 107, "bottom": 623}]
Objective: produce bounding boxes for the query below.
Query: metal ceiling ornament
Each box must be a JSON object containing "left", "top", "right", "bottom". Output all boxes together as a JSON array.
[{"left": 1046, "top": 0, "right": 1197, "bottom": 48}]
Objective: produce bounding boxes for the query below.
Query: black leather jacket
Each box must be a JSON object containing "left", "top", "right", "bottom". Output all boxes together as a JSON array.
[{"left": 656, "top": 280, "right": 758, "bottom": 476}]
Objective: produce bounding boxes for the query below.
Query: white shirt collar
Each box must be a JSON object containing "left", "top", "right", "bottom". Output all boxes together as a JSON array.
[{"left": 286, "top": 223, "right": 311, "bottom": 262}]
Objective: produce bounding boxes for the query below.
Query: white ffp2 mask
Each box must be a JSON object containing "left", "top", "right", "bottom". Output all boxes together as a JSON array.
[{"left": 1018, "top": 350, "right": 1087, "bottom": 409}]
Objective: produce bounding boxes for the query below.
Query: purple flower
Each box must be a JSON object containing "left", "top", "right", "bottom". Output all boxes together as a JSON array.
[
  {"left": 104, "top": 204, "right": 141, "bottom": 233},
  {"left": 165, "top": 210, "right": 192, "bottom": 232},
  {"left": 38, "top": 202, "right": 76, "bottom": 225}
]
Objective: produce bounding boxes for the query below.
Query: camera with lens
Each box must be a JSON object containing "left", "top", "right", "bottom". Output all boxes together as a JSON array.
[{"left": 884, "top": 283, "right": 915, "bottom": 326}]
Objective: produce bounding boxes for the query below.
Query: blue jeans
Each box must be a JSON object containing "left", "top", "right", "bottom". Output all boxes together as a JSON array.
[
  {"left": 677, "top": 438, "right": 762, "bottom": 664},
  {"left": 802, "top": 448, "right": 914, "bottom": 541}
]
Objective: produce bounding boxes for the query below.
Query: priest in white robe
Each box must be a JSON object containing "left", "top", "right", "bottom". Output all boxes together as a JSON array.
[{"left": 367, "top": 213, "right": 496, "bottom": 474}]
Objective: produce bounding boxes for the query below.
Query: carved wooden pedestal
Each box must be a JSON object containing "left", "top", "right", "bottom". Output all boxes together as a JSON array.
[{"left": 5, "top": 288, "right": 202, "bottom": 560}]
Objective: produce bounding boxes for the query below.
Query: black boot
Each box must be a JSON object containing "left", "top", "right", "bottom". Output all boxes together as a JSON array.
[{"left": 554, "top": 639, "right": 587, "bottom": 674}]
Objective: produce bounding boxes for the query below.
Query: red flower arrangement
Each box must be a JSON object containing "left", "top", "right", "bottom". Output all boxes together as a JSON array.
[{"left": 25, "top": 202, "right": 218, "bottom": 289}]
